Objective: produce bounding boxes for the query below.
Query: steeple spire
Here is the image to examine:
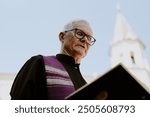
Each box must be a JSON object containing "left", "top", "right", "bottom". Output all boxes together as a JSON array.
[
  {"left": 116, "top": 0, "right": 121, "bottom": 12},
  {"left": 112, "top": 1, "right": 138, "bottom": 44}
]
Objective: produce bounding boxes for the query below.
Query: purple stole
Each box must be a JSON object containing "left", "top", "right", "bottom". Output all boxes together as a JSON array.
[{"left": 43, "top": 56, "right": 75, "bottom": 99}]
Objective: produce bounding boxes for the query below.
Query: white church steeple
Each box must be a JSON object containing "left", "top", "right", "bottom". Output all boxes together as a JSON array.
[{"left": 109, "top": 1, "right": 150, "bottom": 92}]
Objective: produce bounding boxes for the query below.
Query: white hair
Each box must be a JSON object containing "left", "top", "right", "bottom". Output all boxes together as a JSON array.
[{"left": 62, "top": 19, "right": 93, "bottom": 34}]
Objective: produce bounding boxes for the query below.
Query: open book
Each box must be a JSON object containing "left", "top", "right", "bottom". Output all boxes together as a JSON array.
[{"left": 65, "top": 64, "right": 150, "bottom": 100}]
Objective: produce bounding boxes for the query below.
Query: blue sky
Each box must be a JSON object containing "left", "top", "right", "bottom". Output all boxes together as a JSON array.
[{"left": 0, "top": 0, "right": 150, "bottom": 76}]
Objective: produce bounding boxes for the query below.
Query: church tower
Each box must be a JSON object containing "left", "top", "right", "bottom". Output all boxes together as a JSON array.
[{"left": 109, "top": 2, "right": 150, "bottom": 92}]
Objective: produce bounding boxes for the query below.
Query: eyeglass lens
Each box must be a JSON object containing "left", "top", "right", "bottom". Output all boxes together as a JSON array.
[{"left": 74, "top": 29, "right": 95, "bottom": 45}]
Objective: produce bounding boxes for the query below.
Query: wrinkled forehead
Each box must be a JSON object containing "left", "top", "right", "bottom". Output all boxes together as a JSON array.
[
  {"left": 75, "top": 23, "right": 93, "bottom": 36},
  {"left": 63, "top": 20, "right": 93, "bottom": 36}
]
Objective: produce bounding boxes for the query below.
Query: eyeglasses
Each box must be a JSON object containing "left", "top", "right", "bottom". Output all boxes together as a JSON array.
[{"left": 64, "top": 28, "right": 96, "bottom": 46}]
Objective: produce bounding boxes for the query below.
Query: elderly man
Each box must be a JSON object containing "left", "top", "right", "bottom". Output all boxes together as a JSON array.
[{"left": 10, "top": 19, "right": 96, "bottom": 100}]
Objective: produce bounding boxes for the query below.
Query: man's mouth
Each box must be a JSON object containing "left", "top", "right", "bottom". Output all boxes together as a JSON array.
[{"left": 76, "top": 45, "right": 85, "bottom": 49}]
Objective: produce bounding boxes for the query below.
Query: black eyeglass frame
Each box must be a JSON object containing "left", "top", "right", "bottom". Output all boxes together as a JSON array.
[{"left": 64, "top": 28, "right": 96, "bottom": 46}]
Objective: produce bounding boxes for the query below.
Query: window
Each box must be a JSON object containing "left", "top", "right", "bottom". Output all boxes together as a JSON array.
[{"left": 131, "top": 52, "right": 135, "bottom": 64}]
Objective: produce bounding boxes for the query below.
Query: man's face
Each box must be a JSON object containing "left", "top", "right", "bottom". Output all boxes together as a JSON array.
[{"left": 60, "top": 24, "right": 93, "bottom": 59}]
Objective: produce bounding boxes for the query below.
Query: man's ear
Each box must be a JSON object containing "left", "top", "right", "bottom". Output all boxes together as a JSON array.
[{"left": 59, "top": 32, "right": 65, "bottom": 42}]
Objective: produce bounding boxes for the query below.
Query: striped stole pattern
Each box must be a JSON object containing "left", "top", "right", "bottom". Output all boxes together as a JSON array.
[{"left": 43, "top": 56, "right": 75, "bottom": 99}]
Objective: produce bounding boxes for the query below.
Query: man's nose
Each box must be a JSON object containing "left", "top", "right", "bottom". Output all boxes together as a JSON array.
[{"left": 80, "top": 36, "right": 88, "bottom": 43}]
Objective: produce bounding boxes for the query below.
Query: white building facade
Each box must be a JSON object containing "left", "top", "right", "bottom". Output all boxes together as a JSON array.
[{"left": 0, "top": 73, "right": 15, "bottom": 99}]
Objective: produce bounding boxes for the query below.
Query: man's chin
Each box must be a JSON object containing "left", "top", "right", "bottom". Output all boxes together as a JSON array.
[
  {"left": 78, "top": 53, "right": 86, "bottom": 58},
  {"left": 73, "top": 50, "right": 86, "bottom": 57}
]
